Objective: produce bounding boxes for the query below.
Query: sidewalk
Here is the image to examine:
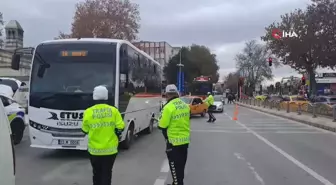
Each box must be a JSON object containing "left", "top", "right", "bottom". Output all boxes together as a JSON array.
[{"left": 237, "top": 102, "right": 336, "bottom": 132}]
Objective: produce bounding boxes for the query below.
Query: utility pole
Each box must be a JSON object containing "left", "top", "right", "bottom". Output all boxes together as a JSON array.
[{"left": 177, "top": 49, "right": 184, "bottom": 93}]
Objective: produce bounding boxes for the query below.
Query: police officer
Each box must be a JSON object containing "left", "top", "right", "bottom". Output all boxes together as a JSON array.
[
  {"left": 204, "top": 92, "right": 216, "bottom": 122},
  {"left": 82, "top": 85, "right": 125, "bottom": 185},
  {"left": 159, "top": 84, "right": 190, "bottom": 185}
]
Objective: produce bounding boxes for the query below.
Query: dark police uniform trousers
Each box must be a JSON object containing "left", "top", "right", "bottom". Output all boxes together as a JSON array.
[
  {"left": 166, "top": 143, "right": 189, "bottom": 185},
  {"left": 89, "top": 154, "right": 117, "bottom": 185}
]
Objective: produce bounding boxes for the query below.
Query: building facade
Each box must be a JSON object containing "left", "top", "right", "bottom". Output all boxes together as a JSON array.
[
  {"left": 315, "top": 72, "right": 336, "bottom": 95},
  {"left": 172, "top": 47, "right": 181, "bottom": 57},
  {"left": 132, "top": 41, "right": 179, "bottom": 67},
  {"left": 0, "top": 20, "right": 31, "bottom": 83}
]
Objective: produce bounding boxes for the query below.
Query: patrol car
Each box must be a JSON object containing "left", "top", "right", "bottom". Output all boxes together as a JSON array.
[
  {"left": 0, "top": 98, "right": 16, "bottom": 185},
  {"left": 0, "top": 85, "right": 26, "bottom": 145}
]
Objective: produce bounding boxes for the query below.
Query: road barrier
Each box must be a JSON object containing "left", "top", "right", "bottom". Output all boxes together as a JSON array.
[{"left": 239, "top": 98, "right": 336, "bottom": 122}]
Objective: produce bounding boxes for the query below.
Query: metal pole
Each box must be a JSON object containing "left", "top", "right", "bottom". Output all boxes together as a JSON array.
[{"left": 177, "top": 49, "right": 184, "bottom": 92}]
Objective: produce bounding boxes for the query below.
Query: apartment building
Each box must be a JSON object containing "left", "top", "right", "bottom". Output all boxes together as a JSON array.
[
  {"left": 133, "top": 41, "right": 179, "bottom": 67},
  {"left": 172, "top": 47, "right": 181, "bottom": 57}
]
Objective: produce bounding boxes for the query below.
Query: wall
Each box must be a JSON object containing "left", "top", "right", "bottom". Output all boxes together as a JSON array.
[
  {"left": 164, "top": 42, "right": 174, "bottom": 66},
  {"left": 0, "top": 48, "right": 32, "bottom": 80}
]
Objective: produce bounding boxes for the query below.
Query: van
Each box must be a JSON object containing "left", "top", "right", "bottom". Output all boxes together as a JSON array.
[{"left": 0, "top": 100, "right": 16, "bottom": 185}]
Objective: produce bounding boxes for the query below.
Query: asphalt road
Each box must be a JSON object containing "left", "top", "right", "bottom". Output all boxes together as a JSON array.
[
  {"left": 16, "top": 126, "right": 167, "bottom": 185},
  {"left": 16, "top": 104, "right": 336, "bottom": 185}
]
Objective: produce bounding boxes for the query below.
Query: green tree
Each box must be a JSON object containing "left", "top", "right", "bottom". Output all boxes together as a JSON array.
[
  {"left": 163, "top": 45, "right": 219, "bottom": 84},
  {"left": 261, "top": 0, "right": 336, "bottom": 94},
  {"left": 235, "top": 40, "right": 275, "bottom": 96},
  {"left": 0, "top": 12, "right": 4, "bottom": 48}
]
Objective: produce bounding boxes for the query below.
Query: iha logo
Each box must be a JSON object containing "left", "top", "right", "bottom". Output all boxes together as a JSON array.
[{"left": 272, "top": 28, "right": 298, "bottom": 39}]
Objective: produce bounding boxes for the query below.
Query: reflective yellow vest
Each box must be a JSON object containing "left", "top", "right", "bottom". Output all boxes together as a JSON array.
[
  {"left": 204, "top": 95, "right": 214, "bottom": 107},
  {"left": 159, "top": 98, "right": 190, "bottom": 146},
  {"left": 82, "top": 104, "right": 125, "bottom": 155}
]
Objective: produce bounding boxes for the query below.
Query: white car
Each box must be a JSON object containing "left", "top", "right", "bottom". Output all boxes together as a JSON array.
[
  {"left": 0, "top": 86, "right": 26, "bottom": 145},
  {"left": 213, "top": 95, "right": 224, "bottom": 113},
  {"left": 0, "top": 78, "right": 28, "bottom": 108},
  {"left": 0, "top": 99, "right": 16, "bottom": 185}
]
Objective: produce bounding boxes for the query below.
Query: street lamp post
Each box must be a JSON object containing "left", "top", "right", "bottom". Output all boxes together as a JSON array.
[{"left": 177, "top": 50, "right": 184, "bottom": 93}]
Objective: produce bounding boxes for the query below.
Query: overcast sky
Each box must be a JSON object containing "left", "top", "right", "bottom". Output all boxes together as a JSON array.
[{"left": 1, "top": 0, "right": 316, "bottom": 84}]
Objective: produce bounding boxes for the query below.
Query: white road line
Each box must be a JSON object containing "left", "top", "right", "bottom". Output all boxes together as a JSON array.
[
  {"left": 153, "top": 178, "right": 166, "bottom": 185},
  {"left": 234, "top": 153, "right": 265, "bottom": 185},
  {"left": 154, "top": 159, "right": 170, "bottom": 185},
  {"left": 160, "top": 159, "right": 170, "bottom": 173},
  {"left": 228, "top": 113, "right": 335, "bottom": 185}
]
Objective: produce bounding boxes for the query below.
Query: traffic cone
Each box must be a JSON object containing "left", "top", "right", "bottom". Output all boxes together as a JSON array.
[{"left": 232, "top": 104, "right": 238, "bottom": 120}]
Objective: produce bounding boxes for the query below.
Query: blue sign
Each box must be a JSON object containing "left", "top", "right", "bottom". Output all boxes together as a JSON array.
[
  {"left": 181, "top": 72, "right": 185, "bottom": 93},
  {"left": 177, "top": 72, "right": 180, "bottom": 91}
]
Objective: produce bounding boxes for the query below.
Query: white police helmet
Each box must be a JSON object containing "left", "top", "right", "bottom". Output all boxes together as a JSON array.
[
  {"left": 165, "top": 84, "right": 179, "bottom": 95},
  {"left": 93, "top": 85, "right": 108, "bottom": 100}
]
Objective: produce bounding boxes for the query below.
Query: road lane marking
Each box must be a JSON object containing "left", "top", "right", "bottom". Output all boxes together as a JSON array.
[
  {"left": 160, "top": 159, "right": 169, "bottom": 173},
  {"left": 234, "top": 153, "right": 265, "bottom": 185},
  {"left": 154, "top": 159, "right": 170, "bottom": 185},
  {"left": 153, "top": 179, "right": 166, "bottom": 185},
  {"left": 228, "top": 114, "right": 335, "bottom": 185}
]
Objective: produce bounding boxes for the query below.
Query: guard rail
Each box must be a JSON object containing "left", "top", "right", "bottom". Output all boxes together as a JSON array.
[{"left": 239, "top": 98, "right": 336, "bottom": 122}]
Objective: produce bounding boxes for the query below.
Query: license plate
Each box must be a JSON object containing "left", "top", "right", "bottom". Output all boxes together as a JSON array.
[{"left": 58, "top": 139, "right": 79, "bottom": 146}]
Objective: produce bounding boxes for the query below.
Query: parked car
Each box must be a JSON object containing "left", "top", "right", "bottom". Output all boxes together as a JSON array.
[
  {"left": 311, "top": 95, "right": 336, "bottom": 105},
  {"left": 0, "top": 99, "right": 16, "bottom": 185},
  {"left": 180, "top": 96, "right": 208, "bottom": 117},
  {"left": 213, "top": 95, "right": 224, "bottom": 112}
]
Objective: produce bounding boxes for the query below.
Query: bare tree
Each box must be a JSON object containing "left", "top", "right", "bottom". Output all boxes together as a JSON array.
[
  {"left": 235, "top": 40, "right": 278, "bottom": 96},
  {"left": 223, "top": 72, "right": 239, "bottom": 93},
  {"left": 0, "top": 12, "right": 4, "bottom": 48},
  {"left": 67, "top": 0, "right": 140, "bottom": 41},
  {"left": 54, "top": 31, "right": 72, "bottom": 40}
]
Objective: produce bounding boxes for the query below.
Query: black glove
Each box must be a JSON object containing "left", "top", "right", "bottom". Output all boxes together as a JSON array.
[
  {"left": 166, "top": 140, "right": 173, "bottom": 152},
  {"left": 115, "top": 128, "right": 123, "bottom": 140}
]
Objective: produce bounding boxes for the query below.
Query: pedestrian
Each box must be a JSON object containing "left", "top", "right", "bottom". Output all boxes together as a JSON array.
[
  {"left": 204, "top": 92, "right": 216, "bottom": 122},
  {"left": 228, "top": 93, "right": 233, "bottom": 104},
  {"left": 82, "top": 85, "right": 125, "bottom": 185},
  {"left": 158, "top": 84, "right": 190, "bottom": 185}
]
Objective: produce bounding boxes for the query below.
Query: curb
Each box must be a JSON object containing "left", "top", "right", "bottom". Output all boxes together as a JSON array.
[{"left": 237, "top": 103, "right": 336, "bottom": 133}]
